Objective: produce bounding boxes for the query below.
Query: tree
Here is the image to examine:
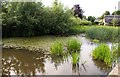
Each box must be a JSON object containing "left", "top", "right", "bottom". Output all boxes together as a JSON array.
[
  {"left": 2, "top": 1, "right": 74, "bottom": 37},
  {"left": 72, "top": 4, "right": 84, "bottom": 19},
  {"left": 112, "top": 10, "right": 120, "bottom": 15},
  {"left": 87, "top": 16, "right": 96, "bottom": 22},
  {"left": 100, "top": 11, "right": 110, "bottom": 19}
]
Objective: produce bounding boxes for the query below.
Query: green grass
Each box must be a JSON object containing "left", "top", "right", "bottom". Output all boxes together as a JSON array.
[
  {"left": 86, "top": 26, "right": 119, "bottom": 42},
  {"left": 68, "top": 25, "right": 90, "bottom": 34},
  {"left": 66, "top": 38, "right": 81, "bottom": 53},
  {"left": 92, "top": 43, "right": 112, "bottom": 67},
  {"left": 2, "top": 36, "right": 70, "bottom": 52},
  {"left": 50, "top": 41, "right": 64, "bottom": 56},
  {"left": 92, "top": 39, "right": 99, "bottom": 43}
]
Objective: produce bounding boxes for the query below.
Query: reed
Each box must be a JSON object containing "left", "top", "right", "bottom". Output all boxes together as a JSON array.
[
  {"left": 50, "top": 41, "right": 64, "bottom": 56},
  {"left": 66, "top": 38, "right": 81, "bottom": 53}
]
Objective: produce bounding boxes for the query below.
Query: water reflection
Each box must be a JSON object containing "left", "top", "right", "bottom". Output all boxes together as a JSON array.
[
  {"left": 50, "top": 55, "right": 68, "bottom": 70},
  {"left": 2, "top": 43, "right": 112, "bottom": 75},
  {"left": 2, "top": 48, "right": 46, "bottom": 76},
  {"left": 93, "top": 59, "right": 112, "bottom": 74}
]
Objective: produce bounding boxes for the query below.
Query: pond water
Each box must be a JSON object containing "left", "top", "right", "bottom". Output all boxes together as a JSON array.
[{"left": 2, "top": 35, "right": 113, "bottom": 75}]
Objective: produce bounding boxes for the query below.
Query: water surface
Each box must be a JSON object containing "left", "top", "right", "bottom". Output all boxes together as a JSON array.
[{"left": 2, "top": 35, "right": 112, "bottom": 75}]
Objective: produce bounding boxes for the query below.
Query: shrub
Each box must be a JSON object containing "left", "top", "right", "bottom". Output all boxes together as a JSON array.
[
  {"left": 92, "top": 43, "right": 112, "bottom": 66},
  {"left": 70, "top": 17, "right": 92, "bottom": 26},
  {"left": 79, "top": 20, "right": 92, "bottom": 25},
  {"left": 50, "top": 41, "right": 64, "bottom": 56},
  {"left": 2, "top": 1, "right": 74, "bottom": 37},
  {"left": 66, "top": 38, "right": 81, "bottom": 52}
]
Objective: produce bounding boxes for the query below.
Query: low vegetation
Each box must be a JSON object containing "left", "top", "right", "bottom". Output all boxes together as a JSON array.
[
  {"left": 50, "top": 41, "right": 64, "bottom": 56},
  {"left": 72, "top": 52, "right": 80, "bottom": 64},
  {"left": 86, "top": 26, "right": 118, "bottom": 42},
  {"left": 71, "top": 17, "right": 92, "bottom": 26},
  {"left": 66, "top": 38, "right": 81, "bottom": 52},
  {"left": 92, "top": 43, "right": 112, "bottom": 67},
  {"left": 68, "top": 25, "right": 90, "bottom": 34}
]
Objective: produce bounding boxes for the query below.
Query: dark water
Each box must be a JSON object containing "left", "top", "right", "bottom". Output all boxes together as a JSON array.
[{"left": 2, "top": 36, "right": 112, "bottom": 75}]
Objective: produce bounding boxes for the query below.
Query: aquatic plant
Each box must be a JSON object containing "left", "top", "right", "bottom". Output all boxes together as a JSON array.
[
  {"left": 92, "top": 39, "right": 99, "bottom": 43},
  {"left": 118, "top": 43, "right": 120, "bottom": 57},
  {"left": 92, "top": 43, "right": 112, "bottom": 67},
  {"left": 72, "top": 52, "right": 80, "bottom": 64},
  {"left": 50, "top": 41, "right": 64, "bottom": 56},
  {"left": 111, "top": 43, "right": 118, "bottom": 63},
  {"left": 66, "top": 38, "right": 81, "bottom": 52}
]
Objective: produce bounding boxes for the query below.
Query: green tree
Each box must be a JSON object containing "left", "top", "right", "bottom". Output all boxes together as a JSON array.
[
  {"left": 112, "top": 10, "right": 120, "bottom": 15},
  {"left": 100, "top": 11, "right": 110, "bottom": 19},
  {"left": 87, "top": 16, "right": 96, "bottom": 22}
]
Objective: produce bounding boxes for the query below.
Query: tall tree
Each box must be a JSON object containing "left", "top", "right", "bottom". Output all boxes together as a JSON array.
[
  {"left": 112, "top": 10, "right": 120, "bottom": 15},
  {"left": 87, "top": 16, "right": 96, "bottom": 22},
  {"left": 72, "top": 4, "right": 84, "bottom": 19},
  {"left": 100, "top": 11, "right": 110, "bottom": 19}
]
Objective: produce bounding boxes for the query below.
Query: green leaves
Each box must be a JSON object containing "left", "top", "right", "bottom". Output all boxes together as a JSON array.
[{"left": 2, "top": 1, "right": 73, "bottom": 37}]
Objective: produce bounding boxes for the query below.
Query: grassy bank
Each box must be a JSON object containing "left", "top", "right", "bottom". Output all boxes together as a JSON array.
[
  {"left": 68, "top": 25, "right": 91, "bottom": 34},
  {"left": 2, "top": 36, "right": 73, "bottom": 52},
  {"left": 86, "top": 26, "right": 119, "bottom": 42}
]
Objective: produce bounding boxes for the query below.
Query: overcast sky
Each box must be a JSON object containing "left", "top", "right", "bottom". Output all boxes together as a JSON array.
[{"left": 41, "top": 0, "right": 120, "bottom": 17}]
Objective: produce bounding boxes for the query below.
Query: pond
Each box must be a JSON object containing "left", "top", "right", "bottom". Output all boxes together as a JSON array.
[{"left": 2, "top": 35, "right": 114, "bottom": 75}]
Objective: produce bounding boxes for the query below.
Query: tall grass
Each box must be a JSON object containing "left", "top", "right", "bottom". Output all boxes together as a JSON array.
[
  {"left": 69, "top": 25, "right": 90, "bottom": 34},
  {"left": 66, "top": 38, "right": 81, "bottom": 52},
  {"left": 50, "top": 41, "right": 64, "bottom": 56},
  {"left": 92, "top": 43, "right": 112, "bottom": 67},
  {"left": 86, "top": 26, "right": 118, "bottom": 42}
]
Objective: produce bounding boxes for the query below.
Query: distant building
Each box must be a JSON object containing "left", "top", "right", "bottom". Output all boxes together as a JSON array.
[
  {"left": 103, "top": 15, "right": 120, "bottom": 25},
  {"left": 118, "top": 1, "right": 120, "bottom": 10}
]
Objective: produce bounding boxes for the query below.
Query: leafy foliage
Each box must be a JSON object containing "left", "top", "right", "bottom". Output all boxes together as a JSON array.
[
  {"left": 92, "top": 43, "right": 112, "bottom": 67},
  {"left": 2, "top": 1, "right": 74, "bottom": 37},
  {"left": 87, "top": 16, "right": 96, "bottom": 23},
  {"left": 70, "top": 17, "right": 92, "bottom": 26},
  {"left": 112, "top": 10, "right": 120, "bottom": 15}
]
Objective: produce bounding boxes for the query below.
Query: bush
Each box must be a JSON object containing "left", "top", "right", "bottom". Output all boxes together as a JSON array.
[
  {"left": 86, "top": 26, "right": 118, "bottom": 41},
  {"left": 70, "top": 17, "right": 92, "bottom": 26},
  {"left": 50, "top": 41, "right": 64, "bottom": 56},
  {"left": 66, "top": 38, "right": 81, "bottom": 52},
  {"left": 2, "top": 1, "right": 74, "bottom": 37},
  {"left": 92, "top": 43, "right": 112, "bottom": 66}
]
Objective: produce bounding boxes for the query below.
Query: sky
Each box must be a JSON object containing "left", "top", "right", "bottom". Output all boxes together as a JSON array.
[{"left": 41, "top": 0, "right": 120, "bottom": 17}]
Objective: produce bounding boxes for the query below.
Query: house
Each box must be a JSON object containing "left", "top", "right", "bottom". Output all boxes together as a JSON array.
[{"left": 103, "top": 15, "right": 120, "bottom": 26}]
